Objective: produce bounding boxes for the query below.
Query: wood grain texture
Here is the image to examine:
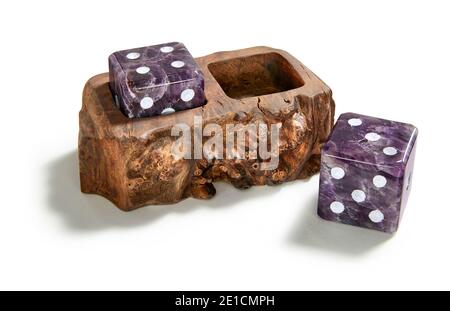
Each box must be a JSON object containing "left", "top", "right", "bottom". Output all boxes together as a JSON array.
[{"left": 79, "top": 46, "right": 335, "bottom": 210}]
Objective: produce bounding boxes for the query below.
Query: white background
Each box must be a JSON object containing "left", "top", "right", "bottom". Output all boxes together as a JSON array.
[{"left": 0, "top": 0, "right": 448, "bottom": 290}]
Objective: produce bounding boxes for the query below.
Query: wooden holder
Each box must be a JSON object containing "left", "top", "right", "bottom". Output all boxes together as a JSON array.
[{"left": 79, "top": 46, "right": 335, "bottom": 210}]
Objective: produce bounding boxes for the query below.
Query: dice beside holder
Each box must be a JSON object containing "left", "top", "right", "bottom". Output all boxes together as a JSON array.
[
  {"left": 318, "top": 113, "right": 418, "bottom": 233},
  {"left": 79, "top": 46, "right": 335, "bottom": 211}
]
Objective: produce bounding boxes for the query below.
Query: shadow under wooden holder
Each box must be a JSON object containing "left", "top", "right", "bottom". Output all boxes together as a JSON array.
[{"left": 79, "top": 46, "right": 335, "bottom": 211}]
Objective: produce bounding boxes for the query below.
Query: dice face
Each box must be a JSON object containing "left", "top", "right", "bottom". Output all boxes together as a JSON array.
[
  {"left": 318, "top": 113, "right": 418, "bottom": 233},
  {"left": 108, "top": 42, "right": 206, "bottom": 118}
]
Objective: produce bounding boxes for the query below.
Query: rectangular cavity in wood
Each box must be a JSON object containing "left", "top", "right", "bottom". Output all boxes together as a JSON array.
[{"left": 208, "top": 52, "right": 305, "bottom": 99}]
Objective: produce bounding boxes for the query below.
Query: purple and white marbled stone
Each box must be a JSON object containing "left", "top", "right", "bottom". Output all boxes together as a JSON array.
[
  {"left": 318, "top": 113, "right": 418, "bottom": 233},
  {"left": 108, "top": 42, "right": 206, "bottom": 118}
]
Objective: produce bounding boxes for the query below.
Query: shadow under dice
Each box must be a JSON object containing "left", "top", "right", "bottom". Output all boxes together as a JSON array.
[
  {"left": 318, "top": 113, "right": 418, "bottom": 233},
  {"left": 108, "top": 42, "right": 206, "bottom": 118}
]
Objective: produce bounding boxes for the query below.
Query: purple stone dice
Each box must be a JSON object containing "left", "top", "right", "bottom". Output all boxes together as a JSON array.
[
  {"left": 108, "top": 42, "right": 206, "bottom": 118},
  {"left": 318, "top": 113, "right": 418, "bottom": 233}
]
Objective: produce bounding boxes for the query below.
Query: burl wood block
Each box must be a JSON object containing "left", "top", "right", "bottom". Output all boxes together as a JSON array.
[{"left": 79, "top": 46, "right": 335, "bottom": 211}]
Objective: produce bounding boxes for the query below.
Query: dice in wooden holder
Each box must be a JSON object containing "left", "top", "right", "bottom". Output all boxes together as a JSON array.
[{"left": 79, "top": 46, "right": 335, "bottom": 211}]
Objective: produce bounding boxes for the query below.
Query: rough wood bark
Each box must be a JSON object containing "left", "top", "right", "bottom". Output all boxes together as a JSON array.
[{"left": 79, "top": 46, "right": 335, "bottom": 210}]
